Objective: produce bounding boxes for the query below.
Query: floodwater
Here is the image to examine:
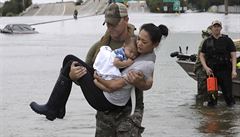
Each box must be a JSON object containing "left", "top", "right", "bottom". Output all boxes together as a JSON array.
[{"left": 0, "top": 13, "right": 240, "bottom": 137}]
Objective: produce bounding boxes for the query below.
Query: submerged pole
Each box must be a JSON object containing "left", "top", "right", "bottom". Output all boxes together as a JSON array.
[{"left": 224, "top": 0, "right": 228, "bottom": 15}]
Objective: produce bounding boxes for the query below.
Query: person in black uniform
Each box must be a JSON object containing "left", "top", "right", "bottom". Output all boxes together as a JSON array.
[{"left": 199, "top": 20, "right": 237, "bottom": 107}]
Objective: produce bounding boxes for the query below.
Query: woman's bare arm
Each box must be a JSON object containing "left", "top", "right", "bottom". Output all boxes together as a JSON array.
[
  {"left": 94, "top": 71, "right": 126, "bottom": 92},
  {"left": 94, "top": 79, "right": 112, "bottom": 92},
  {"left": 127, "top": 71, "right": 153, "bottom": 90}
]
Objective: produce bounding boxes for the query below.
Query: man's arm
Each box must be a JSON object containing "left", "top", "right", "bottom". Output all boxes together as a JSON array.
[
  {"left": 231, "top": 51, "right": 237, "bottom": 78},
  {"left": 85, "top": 42, "right": 100, "bottom": 66},
  {"left": 199, "top": 52, "right": 212, "bottom": 76},
  {"left": 228, "top": 37, "right": 237, "bottom": 78},
  {"left": 199, "top": 52, "right": 207, "bottom": 70}
]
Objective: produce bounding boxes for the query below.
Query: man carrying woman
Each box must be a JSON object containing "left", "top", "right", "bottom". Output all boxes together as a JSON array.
[{"left": 30, "top": 3, "right": 168, "bottom": 137}]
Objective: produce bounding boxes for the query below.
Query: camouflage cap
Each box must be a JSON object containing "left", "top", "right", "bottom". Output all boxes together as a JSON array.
[
  {"left": 104, "top": 3, "right": 128, "bottom": 26},
  {"left": 201, "top": 25, "right": 212, "bottom": 38}
]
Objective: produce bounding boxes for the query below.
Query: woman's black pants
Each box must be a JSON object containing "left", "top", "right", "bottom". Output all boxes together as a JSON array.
[{"left": 61, "top": 54, "right": 118, "bottom": 111}]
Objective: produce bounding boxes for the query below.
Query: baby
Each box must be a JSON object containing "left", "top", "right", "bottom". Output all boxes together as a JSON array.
[
  {"left": 93, "top": 36, "right": 154, "bottom": 115},
  {"left": 93, "top": 36, "right": 138, "bottom": 82}
]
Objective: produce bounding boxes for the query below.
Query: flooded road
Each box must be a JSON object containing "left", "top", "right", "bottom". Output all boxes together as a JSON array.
[{"left": 0, "top": 13, "right": 240, "bottom": 137}]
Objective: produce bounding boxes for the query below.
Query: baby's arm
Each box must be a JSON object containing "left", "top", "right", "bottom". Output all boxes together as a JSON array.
[{"left": 113, "top": 58, "right": 134, "bottom": 68}]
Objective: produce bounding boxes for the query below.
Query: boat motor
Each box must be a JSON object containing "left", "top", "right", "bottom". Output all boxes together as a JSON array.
[{"left": 170, "top": 51, "right": 179, "bottom": 57}]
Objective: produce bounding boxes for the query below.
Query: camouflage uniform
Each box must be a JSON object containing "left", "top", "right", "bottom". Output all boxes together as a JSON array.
[
  {"left": 194, "top": 26, "right": 212, "bottom": 104},
  {"left": 194, "top": 38, "right": 208, "bottom": 103},
  {"left": 85, "top": 25, "right": 145, "bottom": 137},
  {"left": 95, "top": 90, "right": 144, "bottom": 137}
]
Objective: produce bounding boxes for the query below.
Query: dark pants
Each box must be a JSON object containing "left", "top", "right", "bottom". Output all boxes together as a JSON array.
[
  {"left": 62, "top": 54, "right": 119, "bottom": 111},
  {"left": 211, "top": 69, "right": 235, "bottom": 106}
]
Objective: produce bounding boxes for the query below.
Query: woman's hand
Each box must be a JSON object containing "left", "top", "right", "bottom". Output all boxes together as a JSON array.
[
  {"left": 69, "top": 61, "right": 87, "bottom": 81},
  {"left": 127, "top": 70, "right": 145, "bottom": 86},
  {"left": 126, "top": 70, "right": 153, "bottom": 90}
]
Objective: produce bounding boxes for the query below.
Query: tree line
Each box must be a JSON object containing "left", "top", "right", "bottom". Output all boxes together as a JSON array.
[
  {"left": 146, "top": 0, "right": 239, "bottom": 13},
  {"left": 188, "top": 0, "right": 239, "bottom": 11},
  {"left": 0, "top": 0, "right": 32, "bottom": 16},
  {"left": 0, "top": 0, "right": 84, "bottom": 16},
  {"left": 0, "top": 0, "right": 239, "bottom": 15}
]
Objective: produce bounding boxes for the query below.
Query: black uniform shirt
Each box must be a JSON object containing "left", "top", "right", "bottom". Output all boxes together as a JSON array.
[{"left": 201, "top": 35, "right": 236, "bottom": 70}]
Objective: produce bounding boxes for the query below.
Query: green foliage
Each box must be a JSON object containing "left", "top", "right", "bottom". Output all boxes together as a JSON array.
[
  {"left": 214, "top": 0, "right": 239, "bottom": 5},
  {"left": 229, "top": 0, "right": 240, "bottom": 5},
  {"left": 146, "top": 0, "right": 187, "bottom": 13},
  {"left": 188, "top": 0, "right": 240, "bottom": 11},
  {"left": 1, "top": 0, "right": 32, "bottom": 16},
  {"left": 146, "top": 0, "right": 162, "bottom": 13},
  {"left": 146, "top": 0, "right": 240, "bottom": 13},
  {"left": 25, "top": 0, "right": 32, "bottom": 9},
  {"left": 2, "top": 1, "right": 17, "bottom": 16},
  {"left": 6, "top": 12, "right": 15, "bottom": 16},
  {"left": 75, "top": 0, "right": 83, "bottom": 5},
  {"left": 234, "top": 40, "right": 240, "bottom": 51}
]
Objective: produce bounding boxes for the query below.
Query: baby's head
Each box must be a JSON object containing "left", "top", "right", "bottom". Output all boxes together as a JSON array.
[{"left": 123, "top": 36, "right": 139, "bottom": 60}]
